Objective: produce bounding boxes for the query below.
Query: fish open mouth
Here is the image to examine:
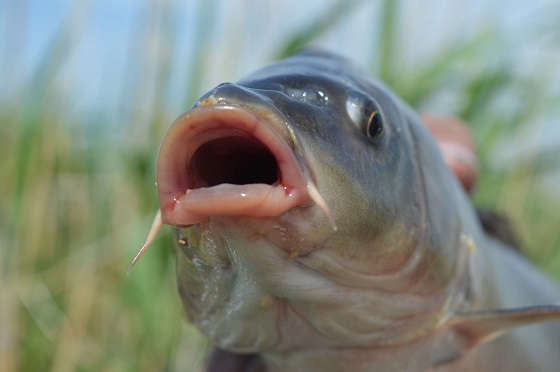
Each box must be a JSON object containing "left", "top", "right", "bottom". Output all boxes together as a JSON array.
[
  {"left": 190, "top": 135, "right": 279, "bottom": 187},
  {"left": 157, "top": 105, "right": 311, "bottom": 226}
]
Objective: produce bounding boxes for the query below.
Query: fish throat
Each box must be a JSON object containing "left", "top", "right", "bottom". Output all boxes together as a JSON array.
[{"left": 189, "top": 134, "right": 279, "bottom": 187}]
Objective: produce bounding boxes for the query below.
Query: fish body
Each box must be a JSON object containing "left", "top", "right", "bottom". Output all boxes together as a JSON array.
[{"left": 149, "top": 51, "right": 560, "bottom": 371}]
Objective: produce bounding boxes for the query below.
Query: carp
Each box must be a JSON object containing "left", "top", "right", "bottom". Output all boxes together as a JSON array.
[{"left": 135, "top": 51, "right": 560, "bottom": 371}]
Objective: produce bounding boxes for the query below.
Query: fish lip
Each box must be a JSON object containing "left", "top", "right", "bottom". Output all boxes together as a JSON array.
[{"left": 156, "top": 104, "right": 310, "bottom": 226}]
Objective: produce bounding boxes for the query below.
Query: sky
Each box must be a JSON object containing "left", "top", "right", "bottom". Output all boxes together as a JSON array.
[{"left": 2, "top": 0, "right": 557, "bottom": 109}]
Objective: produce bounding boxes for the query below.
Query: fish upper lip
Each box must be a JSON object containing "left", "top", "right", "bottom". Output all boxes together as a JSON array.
[{"left": 156, "top": 105, "right": 310, "bottom": 226}]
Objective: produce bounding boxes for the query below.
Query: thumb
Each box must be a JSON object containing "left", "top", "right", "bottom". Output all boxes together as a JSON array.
[{"left": 421, "top": 114, "right": 478, "bottom": 193}]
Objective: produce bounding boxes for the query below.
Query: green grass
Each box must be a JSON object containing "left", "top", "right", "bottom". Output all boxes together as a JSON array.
[{"left": 2, "top": 1, "right": 559, "bottom": 370}]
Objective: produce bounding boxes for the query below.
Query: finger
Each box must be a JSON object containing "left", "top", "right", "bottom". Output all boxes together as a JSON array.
[{"left": 421, "top": 114, "right": 478, "bottom": 192}]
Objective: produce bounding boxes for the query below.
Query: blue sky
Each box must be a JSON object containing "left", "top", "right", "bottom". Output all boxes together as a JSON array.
[{"left": 2, "top": 0, "right": 558, "bottom": 118}]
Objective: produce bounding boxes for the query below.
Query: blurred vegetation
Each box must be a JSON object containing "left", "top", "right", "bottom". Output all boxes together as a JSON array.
[{"left": 1, "top": 0, "right": 560, "bottom": 371}]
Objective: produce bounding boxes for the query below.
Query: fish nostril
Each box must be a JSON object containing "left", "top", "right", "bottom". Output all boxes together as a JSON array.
[{"left": 189, "top": 135, "right": 279, "bottom": 188}]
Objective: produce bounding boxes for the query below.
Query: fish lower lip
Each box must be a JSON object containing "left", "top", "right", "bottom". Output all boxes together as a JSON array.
[
  {"left": 163, "top": 183, "right": 307, "bottom": 226},
  {"left": 157, "top": 105, "right": 310, "bottom": 226}
]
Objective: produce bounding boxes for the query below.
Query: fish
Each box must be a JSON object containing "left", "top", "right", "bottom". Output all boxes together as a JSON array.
[{"left": 135, "top": 50, "right": 560, "bottom": 371}]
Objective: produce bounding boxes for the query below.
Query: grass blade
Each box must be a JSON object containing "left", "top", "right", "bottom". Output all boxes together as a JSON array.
[{"left": 274, "top": 0, "right": 362, "bottom": 59}]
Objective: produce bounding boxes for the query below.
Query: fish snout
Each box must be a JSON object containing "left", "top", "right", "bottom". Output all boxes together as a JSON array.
[{"left": 156, "top": 105, "right": 311, "bottom": 227}]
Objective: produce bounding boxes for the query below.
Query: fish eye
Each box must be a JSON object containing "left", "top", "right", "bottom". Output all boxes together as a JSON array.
[
  {"left": 366, "top": 110, "right": 383, "bottom": 139},
  {"left": 346, "top": 92, "right": 384, "bottom": 141}
]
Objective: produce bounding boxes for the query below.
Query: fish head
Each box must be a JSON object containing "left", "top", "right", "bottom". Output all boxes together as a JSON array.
[{"left": 155, "top": 51, "right": 470, "bottom": 352}]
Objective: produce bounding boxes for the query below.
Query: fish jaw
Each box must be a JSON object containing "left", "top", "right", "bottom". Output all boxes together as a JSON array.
[{"left": 156, "top": 105, "right": 311, "bottom": 226}]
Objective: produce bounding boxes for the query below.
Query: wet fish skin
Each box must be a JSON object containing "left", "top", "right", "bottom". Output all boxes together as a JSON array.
[{"left": 158, "top": 51, "right": 560, "bottom": 371}]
